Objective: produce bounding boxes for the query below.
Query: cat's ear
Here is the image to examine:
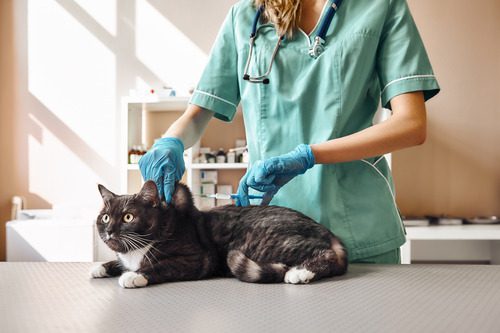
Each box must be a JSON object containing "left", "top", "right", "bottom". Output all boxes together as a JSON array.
[
  {"left": 171, "top": 183, "right": 194, "bottom": 211},
  {"left": 98, "top": 184, "right": 116, "bottom": 202},
  {"left": 138, "top": 180, "right": 160, "bottom": 207}
]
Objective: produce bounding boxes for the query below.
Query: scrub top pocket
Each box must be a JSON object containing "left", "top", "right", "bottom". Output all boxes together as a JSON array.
[{"left": 335, "top": 156, "right": 406, "bottom": 258}]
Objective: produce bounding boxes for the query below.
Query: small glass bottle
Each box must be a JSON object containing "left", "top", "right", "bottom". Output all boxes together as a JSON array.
[
  {"left": 128, "top": 148, "right": 133, "bottom": 164},
  {"left": 129, "top": 146, "right": 137, "bottom": 164},
  {"left": 227, "top": 150, "right": 236, "bottom": 163},
  {"left": 206, "top": 152, "right": 216, "bottom": 163},
  {"left": 216, "top": 148, "right": 226, "bottom": 163}
]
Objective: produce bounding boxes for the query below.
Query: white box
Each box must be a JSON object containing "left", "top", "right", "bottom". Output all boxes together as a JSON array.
[
  {"left": 200, "top": 170, "right": 218, "bottom": 184},
  {"left": 200, "top": 183, "right": 216, "bottom": 209}
]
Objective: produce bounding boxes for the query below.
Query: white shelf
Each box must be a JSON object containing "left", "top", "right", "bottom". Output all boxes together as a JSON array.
[
  {"left": 127, "top": 164, "right": 139, "bottom": 170},
  {"left": 190, "top": 163, "right": 247, "bottom": 170},
  {"left": 123, "top": 96, "right": 191, "bottom": 112},
  {"left": 406, "top": 225, "right": 500, "bottom": 240}
]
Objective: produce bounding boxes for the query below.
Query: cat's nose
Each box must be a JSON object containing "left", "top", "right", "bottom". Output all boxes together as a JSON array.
[{"left": 107, "top": 232, "right": 118, "bottom": 240}]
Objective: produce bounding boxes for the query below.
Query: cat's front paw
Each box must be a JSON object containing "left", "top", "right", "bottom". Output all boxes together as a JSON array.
[
  {"left": 89, "top": 264, "right": 109, "bottom": 278},
  {"left": 118, "top": 271, "right": 148, "bottom": 288}
]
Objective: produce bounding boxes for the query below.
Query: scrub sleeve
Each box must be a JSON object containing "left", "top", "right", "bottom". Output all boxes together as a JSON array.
[
  {"left": 377, "top": 0, "right": 440, "bottom": 109},
  {"left": 189, "top": 7, "right": 240, "bottom": 122}
]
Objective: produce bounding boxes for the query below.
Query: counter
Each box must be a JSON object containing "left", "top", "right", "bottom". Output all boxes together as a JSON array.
[{"left": 1, "top": 262, "right": 499, "bottom": 332}]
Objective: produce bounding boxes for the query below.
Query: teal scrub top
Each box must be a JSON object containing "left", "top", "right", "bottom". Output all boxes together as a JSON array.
[{"left": 189, "top": 0, "right": 440, "bottom": 261}]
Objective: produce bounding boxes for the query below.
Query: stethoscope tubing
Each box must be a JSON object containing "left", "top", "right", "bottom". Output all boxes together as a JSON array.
[{"left": 317, "top": 0, "right": 342, "bottom": 40}]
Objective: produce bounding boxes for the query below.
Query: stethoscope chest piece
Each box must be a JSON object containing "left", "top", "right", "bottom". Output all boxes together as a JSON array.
[{"left": 309, "top": 36, "right": 326, "bottom": 58}]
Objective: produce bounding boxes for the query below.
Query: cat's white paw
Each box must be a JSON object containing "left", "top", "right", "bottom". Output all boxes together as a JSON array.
[
  {"left": 118, "top": 271, "right": 148, "bottom": 288},
  {"left": 284, "top": 267, "right": 315, "bottom": 284},
  {"left": 89, "top": 264, "right": 108, "bottom": 278}
]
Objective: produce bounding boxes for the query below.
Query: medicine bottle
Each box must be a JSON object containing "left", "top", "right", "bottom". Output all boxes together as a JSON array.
[{"left": 216, "top": 148, "right": 226, "bottom": 163}]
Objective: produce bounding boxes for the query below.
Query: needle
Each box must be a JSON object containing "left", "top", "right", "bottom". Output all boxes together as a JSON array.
[{"left": 197, "top": 193, "right": 264, "bottom": 200}]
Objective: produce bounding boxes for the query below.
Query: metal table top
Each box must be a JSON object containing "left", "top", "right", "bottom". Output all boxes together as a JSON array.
[{"left": 1, "top": 262, "right": 500, "bottom": 333}]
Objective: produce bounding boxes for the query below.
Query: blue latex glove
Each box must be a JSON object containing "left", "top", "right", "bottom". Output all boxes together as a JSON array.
[
  {"left": 236, "top": 144, "right": 315, "bottom": 206},
  {"left": 138, "top": 137, "right": 185, "bottom": 204}
]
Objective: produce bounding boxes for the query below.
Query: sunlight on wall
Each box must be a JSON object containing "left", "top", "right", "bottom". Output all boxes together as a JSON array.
[
  {"left": 28, "top": 0, "right": 116, "bottom": 166},
  {"left": 135, "top": 0, "right": 207, "bottom": 95},
  {"left": 73, "top": 0, "right": 117, "bottom": 36},
  {"left": 28, "top": 114, "right": 103, "bottom": 207},
  {"left": 135, "top": 75, "right": 153, "bottom": 94}
]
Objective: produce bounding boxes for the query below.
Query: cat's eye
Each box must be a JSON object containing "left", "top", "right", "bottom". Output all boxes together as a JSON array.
[
  {"left": 123, "top": 213, "right": 134, "bottom": 223},
  {"left": 101, "top": 214, "right": 110, "bottom": 223}
]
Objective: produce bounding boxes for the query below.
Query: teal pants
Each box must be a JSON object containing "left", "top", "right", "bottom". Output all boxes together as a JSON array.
[{"left": 351, "top": 248, "right": 401, "bottom": 264}]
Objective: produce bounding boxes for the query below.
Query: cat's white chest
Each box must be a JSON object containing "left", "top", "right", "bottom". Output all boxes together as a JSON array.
[{"left": 118, "top": 244, "right": 152, "bottom": 271}]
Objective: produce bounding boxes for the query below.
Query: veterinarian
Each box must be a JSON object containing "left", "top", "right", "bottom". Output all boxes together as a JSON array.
[{"left": 139, "top": 0, "right": 439, "bottom": 264}]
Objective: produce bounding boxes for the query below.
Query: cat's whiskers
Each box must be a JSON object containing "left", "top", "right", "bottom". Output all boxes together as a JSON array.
[
  {"left": 121, "top": 234, "right": 152, "bottom": 252},
  {"left": 107, "top": 237, "right": 130, "bottom": 252},
  {"left": 122, "top": 233, "right": 166, "bottom": 257},
  {"left": 120, "top": 236, "right": 155, "bottom": 267},
  {"left": 128, "top": 231, "right": 152, "bottom": 237},
  {"left": 119, "top": 237, "right": 133, "bottom": 253},
  {"left": 127, "top": 231, "right": 175, "bottom": 243},
  {"left": 120, "top": 234, "right": 158, "bottom": 266}
]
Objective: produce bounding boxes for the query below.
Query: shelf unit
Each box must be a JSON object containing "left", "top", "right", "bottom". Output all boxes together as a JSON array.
[
  {"left": 121, "top": 96, "right": 247, "bottom": 207},
  {"left": 401, "top": 225, "right": 500, "bottom": 264}
]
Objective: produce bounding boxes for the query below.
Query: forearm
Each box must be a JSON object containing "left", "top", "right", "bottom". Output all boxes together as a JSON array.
[
  {"left": 311, "top": 92, "right": 427, "bottom": 164},
  {"left": 164, "top": 104, "right": 214, "bottom": 148}
]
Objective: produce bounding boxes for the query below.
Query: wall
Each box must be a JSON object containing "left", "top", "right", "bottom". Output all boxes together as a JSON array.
[
  {"left": 0, "top": 0, "right": 16, "bottom": 261},
  {"left": 396, "top": 0, "right": 500, "bottom": 261},
  {"left": 0, "top": 0, "right": 237, "bottom": 261},
  {"left": 395, "top": 0, "right": 500, "bottom": 218}
]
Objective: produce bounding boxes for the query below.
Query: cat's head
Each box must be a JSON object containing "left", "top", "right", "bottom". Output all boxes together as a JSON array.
[{"left": 96, "top": 181, "right": 194, "bottom": 253}]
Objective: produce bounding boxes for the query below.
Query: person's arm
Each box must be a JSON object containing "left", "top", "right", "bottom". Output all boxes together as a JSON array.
[
  {"left": 236, "top": 91, "right": 426, "bottom": 206},
  {"left": 164, "top": 104, "right": 214, "bottom": 148},
  {"left": 311, "top": 91, "right": 426, "bottom": 164},
  {"left": 139, "top": 104, "right": 213, "bottom": 202}
]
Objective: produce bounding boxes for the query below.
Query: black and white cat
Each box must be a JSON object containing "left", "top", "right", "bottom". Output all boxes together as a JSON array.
[{"left": 90, "top": 181, "right": 347, "bottom": 288}]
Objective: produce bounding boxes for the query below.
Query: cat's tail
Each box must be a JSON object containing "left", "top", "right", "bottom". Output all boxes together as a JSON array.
[{"left": 227, "top": 250, "right": 288, "bottom": 283}]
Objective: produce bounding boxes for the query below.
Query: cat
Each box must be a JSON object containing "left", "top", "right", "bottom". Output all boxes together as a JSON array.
[{"left": 90, "top": 180, "right": 347, "bottom": 288}]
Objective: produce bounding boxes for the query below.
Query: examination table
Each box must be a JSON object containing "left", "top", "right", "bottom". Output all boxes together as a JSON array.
[{"left": 1, "top": 263, "right": 500, "bottom": 333}]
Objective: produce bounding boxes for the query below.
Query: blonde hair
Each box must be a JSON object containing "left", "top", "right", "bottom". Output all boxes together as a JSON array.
[{"left": 253, "top": 0, "right": 302, "bottom": 38}]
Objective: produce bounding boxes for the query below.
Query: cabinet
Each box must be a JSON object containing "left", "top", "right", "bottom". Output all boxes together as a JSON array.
[{"left": 121, "top": 97, "right": 247, "bottom": 207}]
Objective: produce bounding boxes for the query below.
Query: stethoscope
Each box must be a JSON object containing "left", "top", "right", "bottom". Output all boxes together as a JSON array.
[{"left": 243, "top": 0, "right": 343, "bottom": 84}]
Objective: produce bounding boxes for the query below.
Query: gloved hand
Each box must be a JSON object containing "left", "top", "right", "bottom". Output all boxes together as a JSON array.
[
  {"left": 236, "top": 144, "right": 315, "bottom": 206},
  {"left": 138, "top": 137, "right": 185, "bottom": 204}
]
